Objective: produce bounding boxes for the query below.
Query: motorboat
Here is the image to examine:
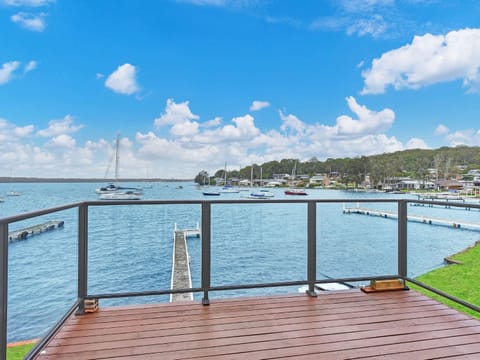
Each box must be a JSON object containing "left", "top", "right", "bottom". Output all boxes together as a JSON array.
[
  {"left": 284, "top": 189, "right": 308, "bottom": 196},
  {"left": 99, "top": 190, "right": 143, "bottom": 200}
]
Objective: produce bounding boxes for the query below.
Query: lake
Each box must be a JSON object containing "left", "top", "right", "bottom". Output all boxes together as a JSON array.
[{"left": 1, "top": 181, "right": 479, "bottom": 342}]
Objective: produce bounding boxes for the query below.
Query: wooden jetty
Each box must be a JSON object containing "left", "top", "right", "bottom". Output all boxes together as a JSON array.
[
  {"left": 343, "top": 206, "right": 480, "bottom": 231},
  {"left": 8, "top": 220, "right": 64, "bottom": 243},
  {"left": 170, "top": 226, "right": 197, "bottom": 302}
]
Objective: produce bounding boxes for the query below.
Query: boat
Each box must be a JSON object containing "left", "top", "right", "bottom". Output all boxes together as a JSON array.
[
  {"left": 97, "top": 134, "right": 143, "bottom": 200},
  {"left": 249, "top": 167, "right": 274, "bottom": 198},
  {"left": 6, "top": 191, "right": 22, "bottom": 196},
  {"left": 284, "top": 161, "right": 308, "bottom": 196},
  {"left": 219, "top": 162, "right": 239, "bottom": 193},
  {"left": 99, "top": 190, "right": 143, "bottom": 200},
  {"left": 284, "top": 189, "right": 308, "bottom": 196},
  {"left": 202, "top": 191, "right": 221, "bottom": 196}
]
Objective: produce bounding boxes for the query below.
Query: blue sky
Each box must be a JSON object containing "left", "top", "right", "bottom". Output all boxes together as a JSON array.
[{"left": 1, "top": 0, "right": 480, "bottom": 179}]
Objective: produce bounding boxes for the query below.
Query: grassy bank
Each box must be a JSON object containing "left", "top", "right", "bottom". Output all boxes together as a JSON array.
[
  {"left": 7, "top": 341, "right": 35, "bottom": 360},
  {"left": 409, "top": 241, "right": 480, "bottom": 319}
]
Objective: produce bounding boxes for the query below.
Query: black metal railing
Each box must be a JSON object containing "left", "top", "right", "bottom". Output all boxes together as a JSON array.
[{"left": 0, "top": 198, "right": 479, "bottom": 360}]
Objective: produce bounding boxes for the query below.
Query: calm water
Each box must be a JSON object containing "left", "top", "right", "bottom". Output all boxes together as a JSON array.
[{"left": 1, "top": 182, "right": 479, "bottom": 342}]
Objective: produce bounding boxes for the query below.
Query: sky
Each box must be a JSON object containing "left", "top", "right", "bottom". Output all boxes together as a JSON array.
[{"left": 1, "top": 0, "right": 480, "bottom": 179}]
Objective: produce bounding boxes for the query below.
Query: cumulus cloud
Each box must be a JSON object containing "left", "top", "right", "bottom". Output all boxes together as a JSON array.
[
  {"left": 0, "top": 61, "right": 21, "bottom": 85},
  {"left": 249, "top": 100, "right": 270, "bottom": 111},
  {"left": 434, "top": 124, "right": 449, "bottom": 135},
  {"left": 445, "top": 129, "right": 480, "bottom": 147},
  {"left": 154, "top": 99, "right": 200, "bottom": 128},
  {"left": 105, "top": 63, "right": 140, "bottom": 95},
  {"left": 2, "top": 96, "right": 469, "bottom": 179},
  {"left": 405, "top": 138, "right": 429, "bottom": 149},
  {"left": 361, "top": 28, "right": 480, "bottom": 94},
  {"left": 332, "top": 96, "right": 394, "bottom": 138},
  {"left": 45, "top": 134, "right": 77, "bottom": 149},
  {"left": 11, "top": 12, "right": 47, "bottom": 31},
  {"left": 36, "top": 115, "right": 83, "bottom": 137}
]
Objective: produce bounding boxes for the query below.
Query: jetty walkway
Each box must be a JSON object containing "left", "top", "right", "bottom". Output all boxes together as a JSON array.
[
  {"left": 8, "top": 220, "right": 64, "bottom": 242},
  {"left": 170, "top": 224, "right": 200, "bottom": 302},
  {"left": 343, "top": 206, "right": 480, "bottom": 231}
]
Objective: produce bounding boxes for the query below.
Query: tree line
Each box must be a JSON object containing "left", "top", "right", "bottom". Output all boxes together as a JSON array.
[{"left": 195, "top": 146, "right": 480, "bottom": 187}]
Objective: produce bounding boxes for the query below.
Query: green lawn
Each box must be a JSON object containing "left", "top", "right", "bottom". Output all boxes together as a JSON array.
[
  {"left": 7, "top": 342, "right": 35, "bottom": 360},
  {"left": 409, "top": 241, "right": 480, "bottom": 319}
]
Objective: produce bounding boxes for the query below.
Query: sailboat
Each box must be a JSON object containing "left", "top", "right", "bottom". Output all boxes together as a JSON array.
[
  {"left": 284, "top": 161, "right": 308, "bottom": 195},
  {"left": 97, "top": 135, "right": 143, "bottom": 200},
  {"left": 249, "top": 167, "right": 274, "bottom": 198},
  {"left": 219, "top": 162, "right": 239, "bottom": 193}
]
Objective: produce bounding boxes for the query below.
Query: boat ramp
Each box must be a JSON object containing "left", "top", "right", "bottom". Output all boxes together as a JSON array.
[
  {"left": 8, "top": 220, "right": 64, "bottom": 243},
  {"left": 343, "top": 206, "right": 480, "bottom": 231}
]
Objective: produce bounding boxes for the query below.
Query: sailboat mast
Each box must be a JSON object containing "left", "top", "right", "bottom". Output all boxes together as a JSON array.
[{"left": 115, "top": 134, "right": 120, "bottom": 182}]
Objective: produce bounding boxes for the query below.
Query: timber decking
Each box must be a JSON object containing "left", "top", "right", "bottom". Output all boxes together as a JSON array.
[{"left": 35, "top": 290, "right": 480, "bottom": 359}]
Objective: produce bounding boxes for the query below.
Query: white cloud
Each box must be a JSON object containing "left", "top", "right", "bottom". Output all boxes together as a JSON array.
[
  {"left": 11, "top": 12, "right": 46, "bottom": 31},
  {"left": 279, "top": 111, "right": 306, "bottom": 133},
  {"left": 45, "top": 134, "right": 76, "bottom": 149},
  {"left": 0, "top": 61, "right": 20, "bottom": 84},
  {"left": 105, "top": 63, "right": 140, "bottom": 95},
  {"left": 361, "top": 28, "right": 480, "bottom": 94},
  {"left": 405, "top": 138, "right": 429, "bottom": 149},
  {"left": 332, "top": 96, "right": 394, "bottom": 137},
  {"left": 434, "top": 124, "right": 449, "bottom": 135},
  {"left": 249, "top": 100, "right": 270, "bottom": 112},
  {"left": 445, "top": 129, "right": 480, "bottom": 147},
  {"left": 2, "top": 96, "right": 470, "bottom": 179},
  {"left": 202, "top": 117, "right": 222, "bottom": 128},
  {"left": 24, "top": 60, "right": 37, "bottom": 73},
  {"left": 154, "top": 99, "right": 199, "bottom": 128},
  {"left": 3, "top": 0, "right": 55, "bottom": 6},
  {"left": 0, "top": 60, "right": 37, "bottom": 84},
  {"left": 36, "top": 115, "right": 83, "bottom": 137}
]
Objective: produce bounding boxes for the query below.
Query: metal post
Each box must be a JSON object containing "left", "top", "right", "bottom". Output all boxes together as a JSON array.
[
  {"left": 76, "top": 204, "right": 88, "bottom": 315},
  {"left": 0, "top": 223, "right": 8, "bottom": 360},
  {"left": 307, "top": 201, "right": 317, "bottom": 297},
  {"left": 201, "top": 202, "right": 211, "bottom": 305},
  {"left": 398, "top": 200, "right": 408, "bottom": 279}
]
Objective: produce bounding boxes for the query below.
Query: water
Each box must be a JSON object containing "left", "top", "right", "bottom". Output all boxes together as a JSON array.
[{"left": 1, "top": 182, "right": 479, "bottom": 342}]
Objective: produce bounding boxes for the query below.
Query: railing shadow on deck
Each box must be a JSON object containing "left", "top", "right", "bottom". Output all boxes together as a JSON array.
[{"left": 0, "top": 198, "right": 479, "bottom": 360}]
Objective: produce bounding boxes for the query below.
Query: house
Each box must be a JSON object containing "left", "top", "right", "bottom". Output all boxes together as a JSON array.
[{"left": 309, "top": 174, "right": 330, "bottom": 187}]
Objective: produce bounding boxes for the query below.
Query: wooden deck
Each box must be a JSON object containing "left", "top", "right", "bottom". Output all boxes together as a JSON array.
[{"left": 35, "top": 290, "right": 480, "bottom": 359}]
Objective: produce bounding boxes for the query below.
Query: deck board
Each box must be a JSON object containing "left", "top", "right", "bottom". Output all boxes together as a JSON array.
[{"left": 35, "top": 290, "right": 480, "bottom": 359}]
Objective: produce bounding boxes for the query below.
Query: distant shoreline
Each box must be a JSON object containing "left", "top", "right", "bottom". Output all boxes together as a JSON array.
[{"left": 0, "top": 177, "right": 193, "bottom": 183}]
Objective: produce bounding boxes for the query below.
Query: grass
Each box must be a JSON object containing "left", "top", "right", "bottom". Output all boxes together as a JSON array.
[
  {"left": 7, "top": 341, "right": 35, "bottom": 360},
  {"left": 408, "top": 241, "right": 480, "bottom": 319}
]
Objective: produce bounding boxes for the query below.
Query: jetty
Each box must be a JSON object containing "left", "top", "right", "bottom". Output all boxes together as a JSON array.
[
  {"left": 343, "top": 206, "right": 480, "bottom": 231},
  {"left": 170, "top": 225, "right": 199, "bottom": 302},
  {"left": 8, "top": 220, "right": 64, "bottom": 243}
]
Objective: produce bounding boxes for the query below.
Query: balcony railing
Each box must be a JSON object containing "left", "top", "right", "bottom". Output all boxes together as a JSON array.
[{"left": 1, "top": 198, "right": 479, "bottom": 360}]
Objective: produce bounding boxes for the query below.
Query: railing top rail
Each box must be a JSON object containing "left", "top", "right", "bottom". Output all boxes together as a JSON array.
[
  {"left": 2, "top": 197, "right": 478, "bottom": 225},
  {"left": 83, "top": 198, "right": 406, "bottom": 206},
  {"left": 0, "top": 202, "right": 83, "bottom": 226}
]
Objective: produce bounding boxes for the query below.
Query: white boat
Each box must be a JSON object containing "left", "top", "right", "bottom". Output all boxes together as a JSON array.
[
  {"left": 97, "top": 134, "right": 143, "bottom": 200},
  {"left": 250, "top": 189, "right": 274, "bottom": 198},
  {"left": 99, "top": 190, "right": 143, "bottom": 200},
  {"left": 6, "top": 191, "right": 22, "bottom": 196}
]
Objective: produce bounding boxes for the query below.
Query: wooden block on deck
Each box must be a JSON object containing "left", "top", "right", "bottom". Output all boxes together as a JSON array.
[
  {"left": 362, "top": 279, "right": 406, "bottom": 293},
  {"left": 84, "top": 299, "right": 99, "bottom": 313}
]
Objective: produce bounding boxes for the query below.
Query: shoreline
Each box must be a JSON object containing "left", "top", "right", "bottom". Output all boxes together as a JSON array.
[{"left": 0, "top": 177, "right": 192, "bottom": 183}]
